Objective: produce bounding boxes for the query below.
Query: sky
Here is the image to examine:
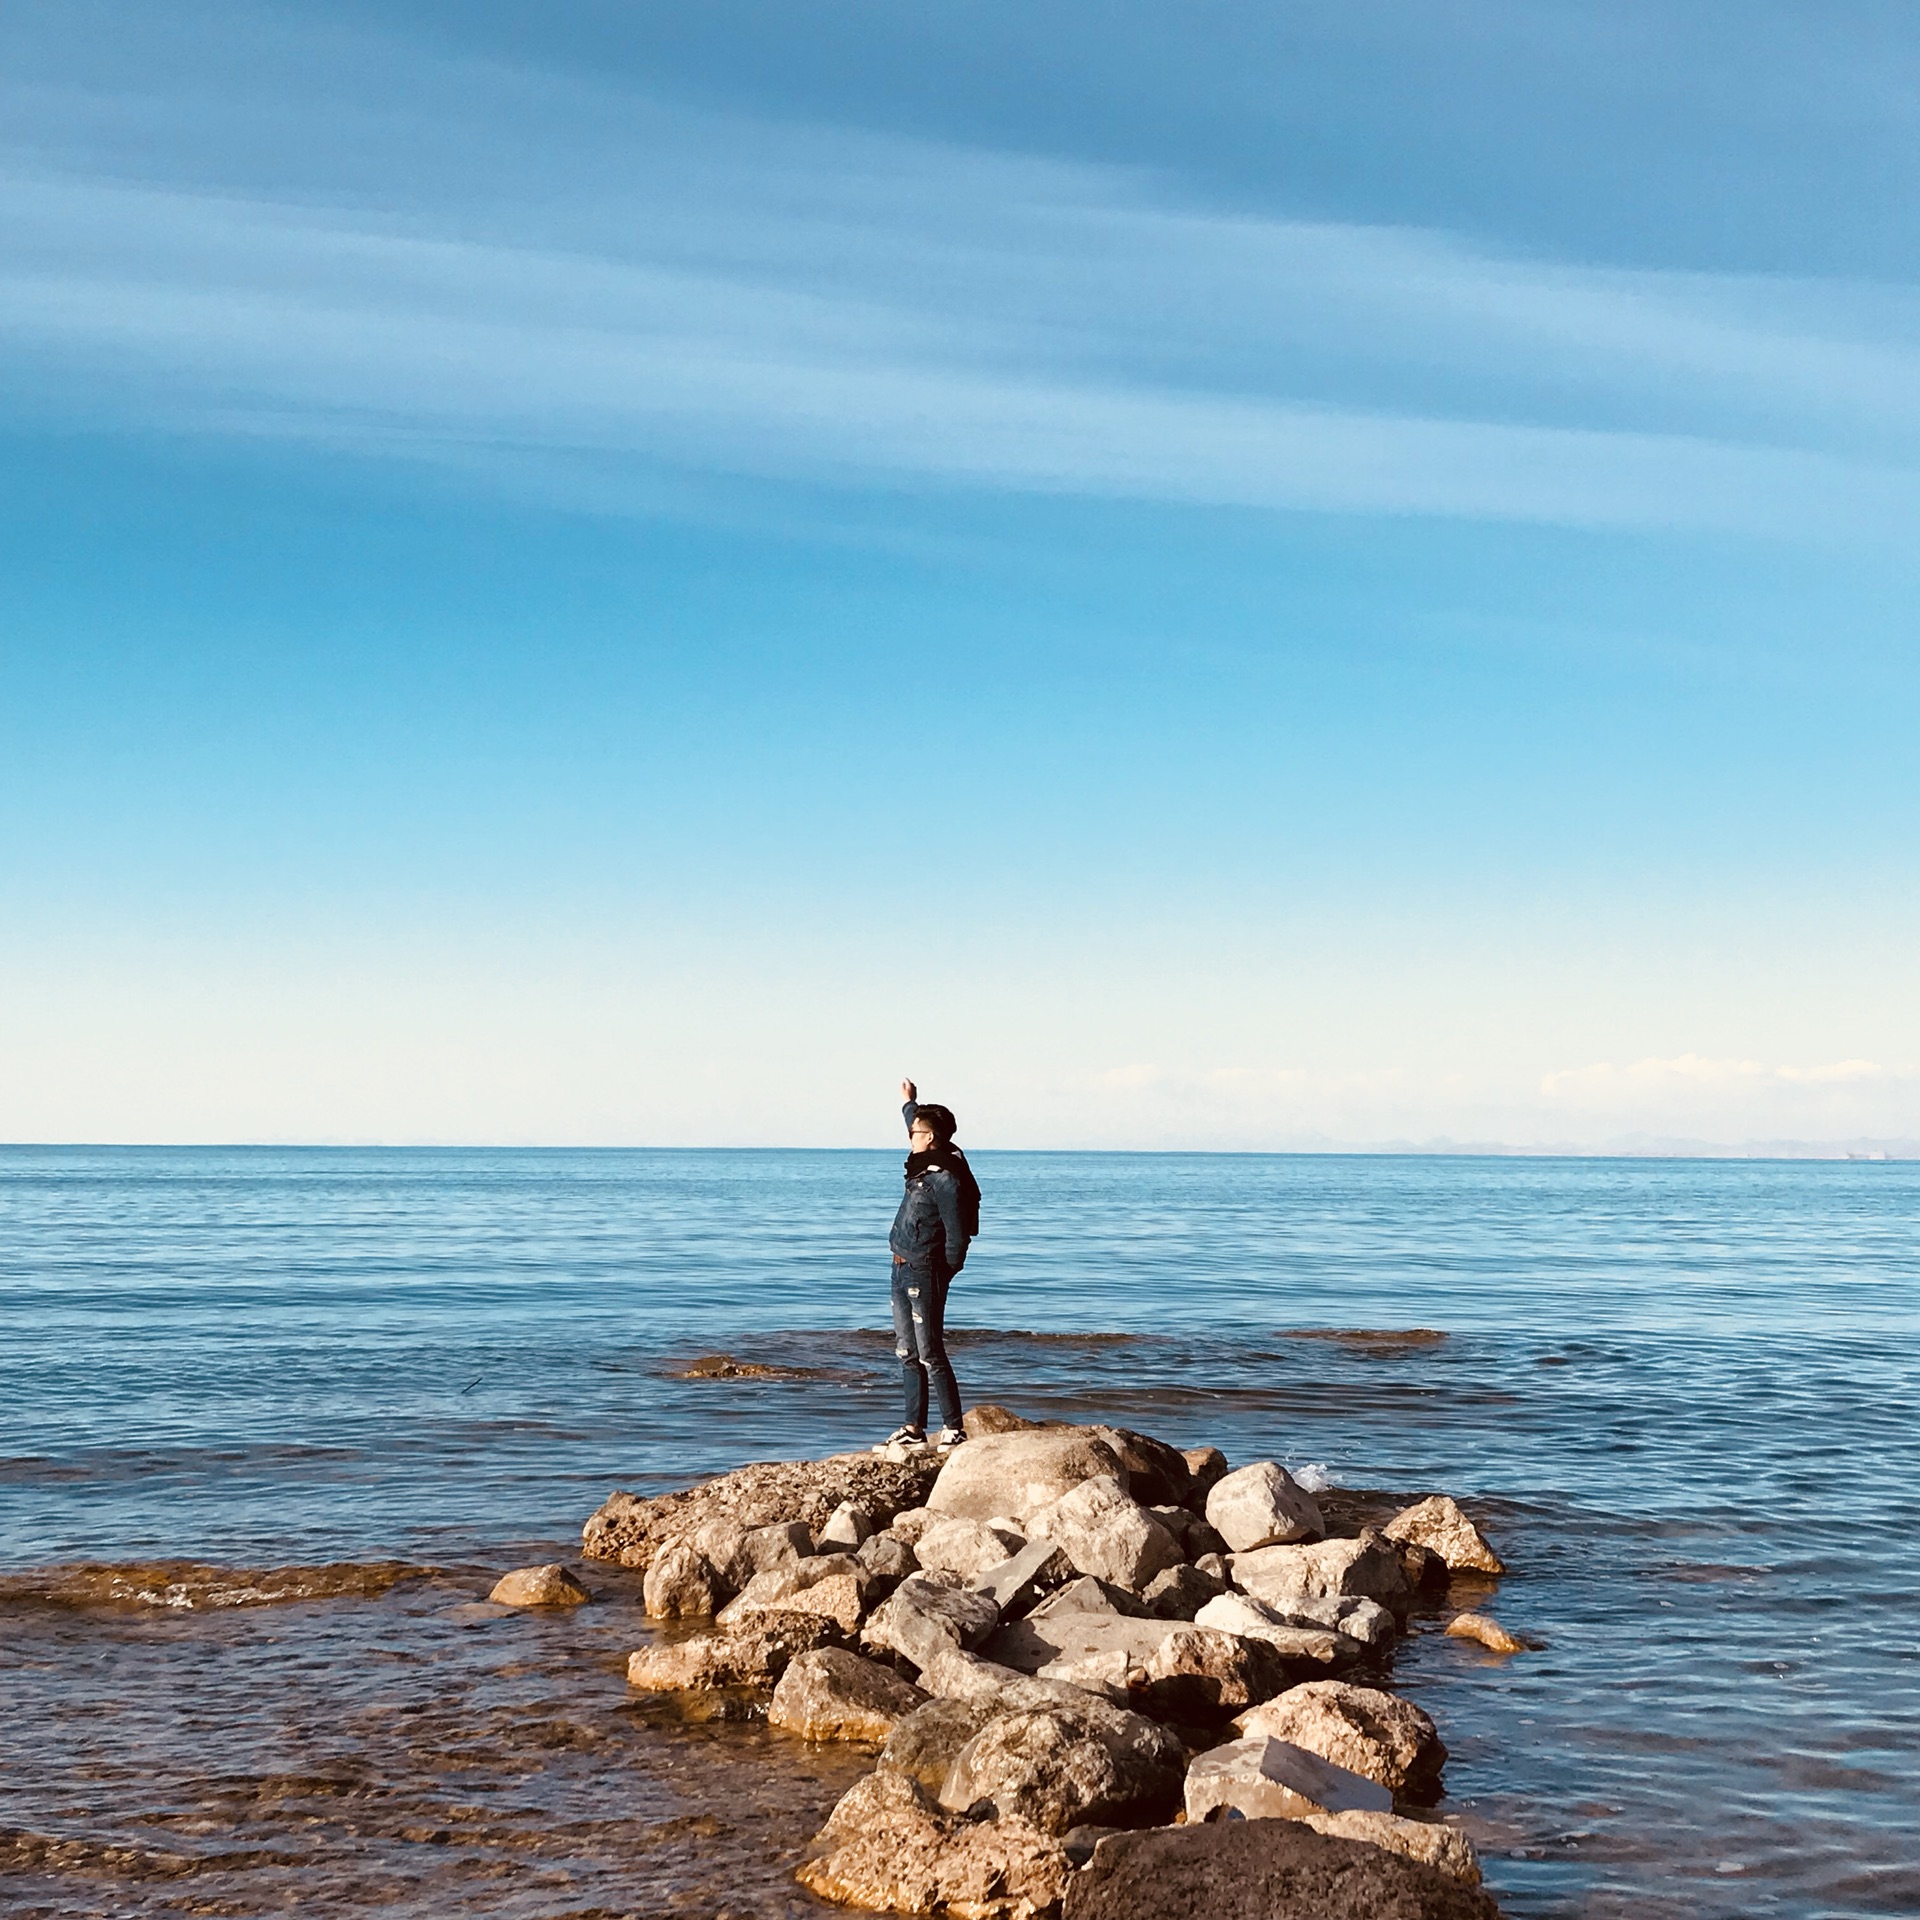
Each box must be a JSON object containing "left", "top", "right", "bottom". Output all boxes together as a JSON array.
[{"left": 2, "top": 0, "right": 1917, "bottom": 1150}]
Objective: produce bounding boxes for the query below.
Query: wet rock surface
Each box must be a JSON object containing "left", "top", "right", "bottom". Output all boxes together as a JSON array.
[{"left": 484, "top": 1563, "right": 591, "bottom": 1608}]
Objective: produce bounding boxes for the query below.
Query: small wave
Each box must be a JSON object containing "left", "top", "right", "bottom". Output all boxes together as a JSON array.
[{"left": 0, "top": 1560, "right": 438, "bottom": 1611}]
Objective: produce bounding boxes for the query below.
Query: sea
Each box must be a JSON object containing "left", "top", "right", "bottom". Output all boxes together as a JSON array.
[{"left": 2, "top": 1147, "right": 1916, "bottom": 1919}]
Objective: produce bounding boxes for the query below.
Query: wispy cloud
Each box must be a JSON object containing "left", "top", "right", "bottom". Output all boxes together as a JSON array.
[{"left": 6, "top": 9, "right": 1920, "bottom": 537}]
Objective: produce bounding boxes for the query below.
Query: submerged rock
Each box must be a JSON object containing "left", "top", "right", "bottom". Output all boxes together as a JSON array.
[
  {"left": 488, "top": 1564, "right": 590, "bottom": 1608},
  {"left": 583, "top": 1453, "right": 942, "bottom": 1567},
  {"left": 1383, "top": 1497, "right": 1505, "bottom": 1576},
  {"left": 1236, "top": 1680, "right": 1447, "bottom": 1801},
  {"left": 1183, "top": 1733, "right": 1393, "bottom": 1820},
  {"left": 1026, "top": 1477, "right": 1184, "bottom": 1592},
  {"left": 1063, "top": 1817, "right": 1500, "bottom": 1920},
  {"left": 769, "top": 1648, "right": 927, "bottom": 1743},
  {"left": 928, "top": 1429, "right": 1130, "bottom": 1524},
  {"left": 800, "top": 1768, "right": 1069, "bottom": 1920},
  {"left": 1445, "top": 1611, "right": 1532, "bottom": 1654},
  {"left": 626, "top": 1612, "right": 841, "bottom": 1691},
  {"left": 1205, "top": 1461, "right": 1325, "bottom": 1552}
]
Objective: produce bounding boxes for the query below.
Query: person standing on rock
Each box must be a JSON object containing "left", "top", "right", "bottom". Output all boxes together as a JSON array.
[{"left": 880, "top": 1079, "right": 980, "bottom": 1451}]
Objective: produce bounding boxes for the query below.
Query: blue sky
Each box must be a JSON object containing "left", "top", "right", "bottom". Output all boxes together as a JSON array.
[{"left": 2, "top": 0, "right": 1916, "bottom": 1148}]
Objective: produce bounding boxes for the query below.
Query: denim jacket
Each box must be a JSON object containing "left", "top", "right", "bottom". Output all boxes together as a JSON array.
[{"left": 889, "top": 1101, "right": 969, "bottom": 1270}]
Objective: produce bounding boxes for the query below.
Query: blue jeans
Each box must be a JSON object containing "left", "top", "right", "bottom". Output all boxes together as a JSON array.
[{"left": 891, "top": 1257, "right": 963, "bottom": 1433}]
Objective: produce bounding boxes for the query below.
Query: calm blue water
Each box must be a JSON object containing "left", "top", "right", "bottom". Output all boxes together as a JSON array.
[{"left": 3, "top": 1148, "right": 1917, "bottom": 1918}]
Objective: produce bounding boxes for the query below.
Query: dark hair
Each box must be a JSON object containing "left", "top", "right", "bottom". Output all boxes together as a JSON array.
[{"left": 913, "top": 1103, "right": 958, "bottom": 1142}]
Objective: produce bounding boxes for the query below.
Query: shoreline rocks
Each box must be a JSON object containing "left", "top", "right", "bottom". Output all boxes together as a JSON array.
[{"left": 600, "top": 1417, "right": 1519, "bottom": 1916}]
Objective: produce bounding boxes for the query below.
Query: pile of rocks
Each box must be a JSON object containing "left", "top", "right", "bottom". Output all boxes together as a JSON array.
[{"left": 585, "top": 1410, "right": 1516, "bottom": 1920}]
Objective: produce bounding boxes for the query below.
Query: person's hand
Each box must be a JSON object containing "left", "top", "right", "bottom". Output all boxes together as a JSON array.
[{"left": 901, "top": 1078, "right": 917, "bottom": 1101}]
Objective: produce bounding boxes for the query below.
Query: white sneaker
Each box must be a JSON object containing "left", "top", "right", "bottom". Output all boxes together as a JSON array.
[{"left": 933, "top": 1426, "right": 966, "bottom": 1450}]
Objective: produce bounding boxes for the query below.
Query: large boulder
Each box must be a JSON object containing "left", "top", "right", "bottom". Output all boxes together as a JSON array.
[
  {"left": 1300, "top": 1809, "right": 1483, "bottom": 1886},
  {"left": 939, "top": 1703, "right": 1181, "bottom": 1834},
  {"left": 716, "top": 1554, "right": 868, "bottom": 1635},
  {"left": 1183, "top": 1734, "right": 1392, "bottom": 1820},
  {"left": 1062, "top": 1814, "right": 1501, "bottom": 1920},
  {"left": 642, "top": 1543, "right": 723, "bottom": 1618},
  {"left": 1089, "top": 1426, "right": 1194, "bottom": 1506},
  {"left": 880, "top": 1694, "right": 1000, "bottom": 1796},
  {"left": 488, "top": 1563, "right": 590, "bottom": 1608},
  {"left": 626, "top": 1613, "right": 840, "bottom": 1691},
  {"left": 927, "top": 1429, "right": 1128, "bottom": 1523},
  {"left": 1230, "top": 1531, "right": 1413, "bottom": 1614},
  {"left": 769, "top": 1648, "right": 926, "bottom": 1743},
  {"left": 862, "top": 1574, "right": 1001, "bottom": 1672},
  {"left": 800, "top": 1767, "right": 1069, "bottom": 1920},
  {"left": 1138, "top": 1625, "right": 1291, "bottom": 1721},
  {"left": 1027, "top": 1477, "right": 1184, "bottom": 1591},
  {"left": 1382, "top": 1497, "right": 1506, "bottom": 1576},
  {"left": 1237, "top": 1681, "right": 1447, "bottom": 1801},
  {"left": 583, "top": 1451, "right": 942, "bottom": 1567},
  {"left": 1205, "top": 1461, "right": 1325, "bottom": 1551},
  {"left": 916, "top": 1515, "right": 1028, "bottom": 1580}
]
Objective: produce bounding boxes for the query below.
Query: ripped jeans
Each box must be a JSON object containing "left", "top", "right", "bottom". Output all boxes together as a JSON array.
[{"left": 890, "top": 1256, "right": 963, "bottom": 1434}]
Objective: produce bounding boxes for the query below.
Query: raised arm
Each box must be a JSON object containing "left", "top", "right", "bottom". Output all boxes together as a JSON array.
[{"left": 901, "top": 1077, "right": 918, "bottom": 1131}]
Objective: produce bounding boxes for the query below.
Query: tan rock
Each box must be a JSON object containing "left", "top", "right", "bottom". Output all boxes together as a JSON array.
[
  {"left": 1139, "top": 1625, "right": 1289, "bottom": 1720},
  {"left": 1026, "top": 1476, "right": 1184, "bottom": 1591},
  {"left": 1140, "top": 1561, "right": 1228, "bottom": 1621},
  {"left": 1182, "top": 1734, "right": 1391, "bottom": 1821},
  {"left": 1236, "top": 1680, "right": 1446, "bottom": 1800},
  {"left": 972, "top": 1538, "right": 1074, "bottom": 1616},
  {"left": 881, "top": 1694, "right": 1000, "bottom": 1796},
  {"left": 1205, "top": 1461, "right": 1325, "bottom": 1552},
  {"left": 800, "top": 1768, "right": 1069, "bottom": 1920},
  {"left": 816, "top": 1501, "right": 874, "bottom": 1552},
  {"left": 982, "top": 1609, "right": 1181, "bottom": 1696},
  {"left": 769, "top": 1647, "right": 927, "bottom": 1742},
  {"left": 862, "top": 1573, "right": 1001, "bottom": 1671},
  {"left": 1445, "top": 1611, "right": 1532, "bottom": 1654},
  {"left": 1229, "top": 1530, "right": 1413, "bottom": 1614},
  {"left": 1182, "top": 1444, "right": 1230, "bottom": 1493},
  {"left": 583, "top": 1451, "right": 942, "bottom": 1567},
  {"left": 642, "top": 1542, "right": 722, "bottom": 1617},
  {"left": 963, "top": 1403, "right": 1036, "bottom": 1436},
  {"left": 1195, "top": 1590, "right": 1379, "bottom": 1658},
  {"left": 940, "top": 1703, "right": 1180, "bottom": 1834},
  {"left": 1300, "top": 1808, "right": 1482, "bottom": 1885},
  {"left": 488, "top": 1563, "right": 590, "bottom": 1608},
  {"left": 720, "top": 1567, "right": 865, "bottom": 1636},
  {"left": 1086, "top": 1425, "right": 1194, "bottom": 1505},
  {"left": 927, "top": 1428, "right": 1128, "bottom": 1523},
  {"left": 916, "top": 1515, "right": 1028, "bottom": 1580},
  {"left": 625, "top": 1612, "right": 839, "bottom": 1691},
  {"left": 1382, "top": 1496, "right": 1505, "bottom": 1575},
  {"left": 887, "top": 1505, "right": 937, "bottom": 1545}
]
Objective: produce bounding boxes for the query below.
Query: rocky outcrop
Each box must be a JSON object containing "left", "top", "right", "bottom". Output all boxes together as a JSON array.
[
  {"left": 488, "top": 1563, "right": 590, "bottom": 1607},
  {"left": 1062, "top": 1817, "right": 1501, "bottom": 1920},
  {"left": 1183, "top": 1734, "right": 1393, "bottom": 1820},
  {"left": 927, "top": 1429, "right": 1130, "bottom": 1523},
  {"left": 769, "top": 1648, "right": 927, "bottom": 1742},
  {"left": 1026, "top": 1478, "right": 1184, "bottom": 1591},
  {"left": 626, "top": 1612, "right": 840, "bottom": 1691},
  {"left": 1205, "top": 1461, "right": 1325, "bottom": 1551},
  {"left": 1300, "top": 1809, "right": 1482, "bottom": 1886},
  {"left": 799, "top": 1767, "right": 1070, "bottom": 1920},
  {"left": 1230, "top": 1531, "right": 1414, "bottom": 1615},
  {"left": 1237, "top": 1681, "right": 1447, "bottom": 1802},
  {"left": 583, "top": 1453, "right": 942, "bottom": 1567},
  {"left": 1383, "top": 1497, "right": 1505, "bottom": 1576}
]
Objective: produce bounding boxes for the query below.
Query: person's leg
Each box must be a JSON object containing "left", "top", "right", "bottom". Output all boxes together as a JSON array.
[
  {"left": 918, "top": 1260, "right": 964, "bottom": 1433},
  {"left": 891, "top": 1262, "right": 929, "bottom": 1434}
]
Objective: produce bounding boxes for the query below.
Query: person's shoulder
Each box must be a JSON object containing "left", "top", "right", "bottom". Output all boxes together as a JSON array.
[{"left": 924, "top": 1164, "right": 959, "bottom": 1187}]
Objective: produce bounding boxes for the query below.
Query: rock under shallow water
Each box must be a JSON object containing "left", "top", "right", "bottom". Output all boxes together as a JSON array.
[
  {"left": 1236, "top": 1681, "right": 1447, "bottom": 1801},
  {"left": 769, "top": 1648, "right": 927, "bottom": 1743},
  {"left": 583, "top": 1453, "right": 942, "bottom": 1567},
  {"left": 1383, "top": 1496, "right": 1506, "bottom": 1576},
  {"left": 1205, "top": 1461, "right": 1326, "bottom": 1552},
  {"left": 487, "top": 1564, "right": 590, "bottom": 1608},
  {"left": 626, "top": 1612, "right": 842, "bottom": 1691},
  {"left": 800, "top": 1768, "right": 1069, "bottom": 1920},
  {"left": 928, "top": 1429, "right": 1130, "bottom": 1524},
  {"left": 1062, "top": 1816, "right": 1501, "bottom": 1920}
]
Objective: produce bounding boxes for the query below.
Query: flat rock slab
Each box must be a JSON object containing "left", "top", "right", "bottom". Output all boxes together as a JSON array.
[
  {"left": 982, "top": 1611, "right": 1182, "bottom": 1694},
  {"left": 927, "top": 1429, "right": 1128, "bottom": 1523},
  {"left": 1185, "top": 1734, "right": 1392, "bottom": 1820},
  {"left": 1062, "top": 1817, "right": 1501, "bottom": 1920},
  {"left": 583, "top": 1453, "right": 942, "bottom": 1567}
]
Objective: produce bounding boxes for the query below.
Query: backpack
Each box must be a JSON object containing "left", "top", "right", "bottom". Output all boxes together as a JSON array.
[{"left": 949, "top": 1147, "right": 983, "bottom": 1240}]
